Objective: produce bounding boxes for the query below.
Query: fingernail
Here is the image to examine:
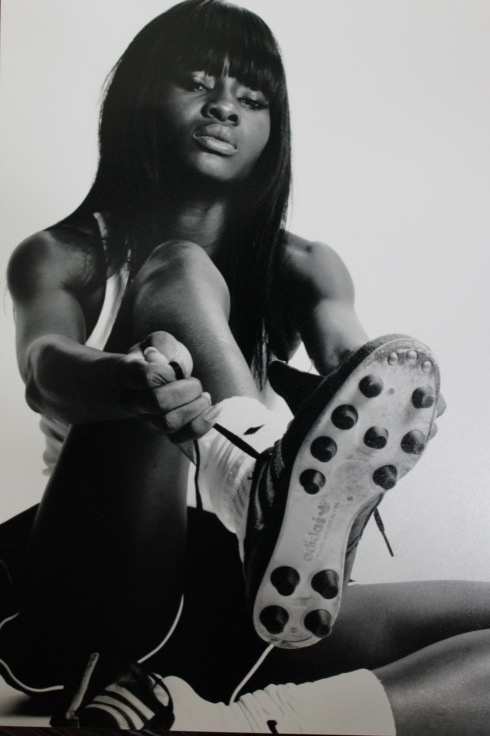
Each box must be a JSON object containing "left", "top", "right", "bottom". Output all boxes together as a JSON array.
[
  {"left": 144, "top": 347, "right": 167, "bottom": 362},
  {"left": 203, "top": 405, "right": 222, "bottom": 423}
]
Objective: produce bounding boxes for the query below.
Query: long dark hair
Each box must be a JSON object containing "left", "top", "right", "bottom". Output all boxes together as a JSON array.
[{"left": 76, "top": 0, "right": 292, "bottom": 384}]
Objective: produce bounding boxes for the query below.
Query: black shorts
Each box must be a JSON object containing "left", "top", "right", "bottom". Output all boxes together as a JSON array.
[{"left": 0, "top": 506, "right": 341, "bottom": 703}]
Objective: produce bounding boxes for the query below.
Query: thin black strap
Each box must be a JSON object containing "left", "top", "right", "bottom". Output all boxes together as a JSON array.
[
  {"left": 374, "top": 508, "right": 394, "bottom": 557},
  {"left": 214, "top": 422, "right": 260, "bottom": 460}
]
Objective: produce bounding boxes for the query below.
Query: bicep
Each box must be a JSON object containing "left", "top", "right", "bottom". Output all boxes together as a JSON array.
[
  {"left": 8, "top": 235, "right": 87, "bottom": 379},
  {"left": 286, "top": 240, "right": 368, "bottom": 373}
]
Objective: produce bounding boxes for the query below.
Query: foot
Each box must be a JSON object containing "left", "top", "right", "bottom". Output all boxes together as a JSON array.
[
  {"left": 245, "top": 335, "right": 440, "bottom": 648},
  {"left": 51, "top": 656, "right": 174, "bottom": 729}
]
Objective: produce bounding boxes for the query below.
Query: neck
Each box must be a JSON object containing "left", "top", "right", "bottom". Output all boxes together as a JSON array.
[
  {"left": 158, "top": 199, "right": 229, "bottom": 257},
  {"left": 155, "top": 177, "right": 243, "bottom": 258}
]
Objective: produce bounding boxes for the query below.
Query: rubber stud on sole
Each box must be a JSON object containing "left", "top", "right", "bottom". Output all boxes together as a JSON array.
[
  {"left": 300, "top": 469, "right": 326, "bottom": 494},
  {"left": 359, "top": 375, "right": 384, "bottom": 398},
  {"left": 388, "top": 352, "right": 399, "bottom": 365},
  {"left": 260, "top": 606, "right": 289, "bottom": 635},
  {"left": 422, "top": 360, "right": 432, "bottom": 373},
  {"left": 364, "top": 427, "right": 389, "bottom": 449},
  {"left": 311, "top": 570, "right": 339, "bottom": 599},
  {"left": 331, "top": 405, "right": 358, "bottom": 430},
  {"left": 373, "top": 465, "right": 398, "bottom": 490},
  {"left": 412, "top": 387, "right": 435, "bottom": 409},
  {"left": 310, "top": 436, "right": 337, "bottom": 462},
  {"left": 401, "top": 430, "right": 426, "bottom": 455},
  {"left": 407, "top": 350, "right": 418, "bottom": 364},
  {"left": 304, "top": 610, "right": 332, "bottom": 638},
  {"left": 271, "top": 567, "right": 300, "bottom": 596}
]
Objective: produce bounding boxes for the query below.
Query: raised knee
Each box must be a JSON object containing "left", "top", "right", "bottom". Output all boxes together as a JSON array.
[
  {"left": 136, "top": 240, "right": 217, "bottom": 289},
  {"left": 147, "top": 239, "right": 210, "bottom": 272},
  {"left": 131, "top": 239, "right": 230, "bottom": 319}
]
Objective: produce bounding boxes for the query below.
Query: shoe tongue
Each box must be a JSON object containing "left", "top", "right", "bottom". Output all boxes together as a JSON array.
[{"left": 268, "top": 361, "right": 324, "bottom": 414}]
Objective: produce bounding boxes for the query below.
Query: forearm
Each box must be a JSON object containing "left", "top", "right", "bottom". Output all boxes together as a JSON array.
[
  {"left": 301, "top": 300, "right": 368, "bottom": 375},
  {"left": 23, "top": 334, "right": 129, "bottom": 425}
]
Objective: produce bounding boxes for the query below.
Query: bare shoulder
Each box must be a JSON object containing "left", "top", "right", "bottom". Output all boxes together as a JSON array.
[
  {"left": 283, "top": 232, "right": 355, "bottom": 302},
  {"left": 7, "top": 224, "right": 100, "bottom": 303}
]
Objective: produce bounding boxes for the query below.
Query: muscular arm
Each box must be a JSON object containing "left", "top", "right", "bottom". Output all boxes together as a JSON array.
[
  {"left": 8, "top": 232, "right": 133, "bottom": 424},
  {"left": 7, "top": 232, "right": 208, "bottom": 435},
  {"left": 284, "top": 237, "right": 446, "bottom": 429},
  {"left": 284, "top": 237, "right": 368, "bottom": 375}
]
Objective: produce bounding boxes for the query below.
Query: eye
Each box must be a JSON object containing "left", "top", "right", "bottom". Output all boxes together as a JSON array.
[
  {"left": 239, "top": 95, "right": 269, "bottom": 111},
  {"left": 179, "top": 73, "right": 212, "bottom": 92},
  {"left": 190, "top": 80, "right": 208, "bottom": 92},
  {"left": 236, "top": 83, "right": 269, "bottom": 111}
]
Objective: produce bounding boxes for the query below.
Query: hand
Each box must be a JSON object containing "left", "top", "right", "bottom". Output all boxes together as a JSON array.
[{"left": 111, "top": 331, "right": 221, "bottom": 441}]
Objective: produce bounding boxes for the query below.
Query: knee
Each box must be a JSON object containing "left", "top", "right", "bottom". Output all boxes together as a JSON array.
[
  {"left": 140, "top": 241, "right": 226, "bottom": 290},
  {"left": 142, "top": 240, "right": 212, "bottom": 280},
  {"left": 131, "top": 240, "right": 230, "bottom": 319}
]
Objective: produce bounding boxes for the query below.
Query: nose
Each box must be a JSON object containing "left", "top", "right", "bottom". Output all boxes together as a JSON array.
[{"left": 203, "top": 93, "right": 239, "bottom": 125}]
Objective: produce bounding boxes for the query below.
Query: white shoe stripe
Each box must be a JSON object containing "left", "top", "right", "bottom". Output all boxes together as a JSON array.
[
  {"left": 85, "top": 702, "right": 137, "bottom": 729},
  {"left": 91, "top": 694, "right": 146, "bottom": 728},
  {"left": 105, "top": 682, "right": 155, "bottom": 719}
]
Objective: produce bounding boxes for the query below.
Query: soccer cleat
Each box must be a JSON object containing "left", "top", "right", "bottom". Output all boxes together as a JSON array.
[
  {"left": 51, "top": 656, "right": 174, "bottom": 729},
  {"left": 245, "top": 335, "right": 440, "bottom": 648}
]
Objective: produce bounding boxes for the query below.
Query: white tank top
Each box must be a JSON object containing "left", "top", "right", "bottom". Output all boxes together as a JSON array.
[{"left": 39, "top": 213, "right": 130, "bottom": 476}]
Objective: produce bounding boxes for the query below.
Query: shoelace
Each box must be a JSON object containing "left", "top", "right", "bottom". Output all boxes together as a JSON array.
[
  {"left": 192, "top": 422, "right": 260, "bottom": 510},
  {"left": 196, "top": 423, "right": 394, "bottom": 557},
  {"left": 64, "top": 652, "right": 100, "bottom": 717},
  {"left": 374, "top": 508, "right": 394, "bottom": 557},
  {"left": 173, "top": 358, "right": 395, "bottom": 555}
]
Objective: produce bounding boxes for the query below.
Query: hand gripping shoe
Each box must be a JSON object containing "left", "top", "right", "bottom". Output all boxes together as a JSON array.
[{"left": 244, "top": 335, "right": 440, "bottom": 648}]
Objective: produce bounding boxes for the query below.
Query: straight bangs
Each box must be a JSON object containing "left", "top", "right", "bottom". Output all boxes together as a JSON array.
[
  {"left": 156, "top": 0, "right": 285, "bottom": 106},
  {"left": 92, "top": 0, "right": 288, "bottom": 209}
]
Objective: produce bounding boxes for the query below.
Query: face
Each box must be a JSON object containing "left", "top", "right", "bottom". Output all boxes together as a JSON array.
[{"left": 155, "top": 67, "right": 271, "bottom": 184}]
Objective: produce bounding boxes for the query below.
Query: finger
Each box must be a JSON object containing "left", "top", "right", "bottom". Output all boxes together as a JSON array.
[
  {"left": 428, "top": 422, "right": 438, "bottom": 441},
  {"left": 119, "top": 377, "right": 204, "bottom": 415},
  {"left": 436, "top": 394, "right": 447, "bottom": 418},
  {"left": 140, "top": 395, "right": 214, "bottom": 436},
  {"left": 112, "top": 355, "right": 157, "bottom": 391},
  {"left": 143, "top": 349, "right": 180, "bottom": 387},
  {"left": 159, "top": 395, "right": 214, "bottom": 434},
  {"left": 170, "top": 403, "right": 223, "bottom": 443},
  {"left": 143, "top": 332, "right": 193, "bottom": 378}
]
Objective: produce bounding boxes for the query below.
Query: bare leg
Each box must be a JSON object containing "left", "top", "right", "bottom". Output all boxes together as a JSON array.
[
  {"left": 124, "top": 240, "right": 259, "bottom": 401},
  {"left": 161, "top": 569, "right": 490, "bottom": 735},
  {"left": 377, "top": 629, "right": 490, "bottom": 736},
  {"left": 15, "top": 241, "right": 260, "bottom": 684},
  {"left": 163, "top": 628, "right": 490, "bottom": 735},
  {"left": 248, "top": 580, "right": 490, "bottom": 688}
]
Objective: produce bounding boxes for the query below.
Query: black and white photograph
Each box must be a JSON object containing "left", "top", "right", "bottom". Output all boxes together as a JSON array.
[{"left": 0, "top": 1, "right": 489, "bottom": 733}]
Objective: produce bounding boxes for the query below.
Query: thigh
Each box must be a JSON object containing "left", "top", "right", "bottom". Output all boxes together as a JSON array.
[
  {"left": 152, "top": 509, "right": 490, "bottom": 699},
  {"left": 247, "top": 579, "right": 490, "bottom": 690}
]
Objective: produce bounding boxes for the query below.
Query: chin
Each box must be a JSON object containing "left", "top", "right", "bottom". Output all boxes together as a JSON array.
[{"left": 188, "top": 151, "right": 254, "bottom": 186}]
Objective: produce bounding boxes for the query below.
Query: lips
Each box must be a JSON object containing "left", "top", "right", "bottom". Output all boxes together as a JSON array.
[{"left": 193, "top": 124, "right": 237, "bottom": 156}]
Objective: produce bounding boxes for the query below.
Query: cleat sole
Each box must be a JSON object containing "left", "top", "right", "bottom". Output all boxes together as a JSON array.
[{"left": 253, "top": 336, "right": 440, "bottom": 648}]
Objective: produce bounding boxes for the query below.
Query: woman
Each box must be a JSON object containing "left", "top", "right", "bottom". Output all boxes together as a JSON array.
[{"left": 2, "top": 0, "right": 489, "bottom": 733}]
